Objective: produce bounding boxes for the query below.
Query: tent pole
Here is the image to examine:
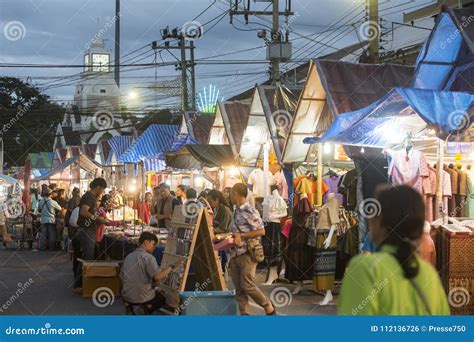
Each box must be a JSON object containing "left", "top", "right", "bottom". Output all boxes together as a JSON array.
[
  {"left": 317, "top": 143, "right": 323, "bottom": 206},
  {"left": 435, "top": 139, "right": 445, "bottom": 220},
  {"left": 263, "top": 141, "right": 271, "bottom": 197}
]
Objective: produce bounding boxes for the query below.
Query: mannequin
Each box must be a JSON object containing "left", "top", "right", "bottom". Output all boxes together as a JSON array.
[
  {"left": 313, "top": 193, "right": 340, "bottom": 305},
  {"left": 262, "top": 185, "right": 288, "bottom": 285}
]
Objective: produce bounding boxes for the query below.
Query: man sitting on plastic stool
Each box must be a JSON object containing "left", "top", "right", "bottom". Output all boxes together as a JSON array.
[{"left": 120, "top": 232, "right": 181, "bottom": 314}]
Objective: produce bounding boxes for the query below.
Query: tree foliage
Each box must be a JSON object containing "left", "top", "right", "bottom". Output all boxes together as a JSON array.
[{"left": 0, "top": 77, "right": 64, "bottom": 167}]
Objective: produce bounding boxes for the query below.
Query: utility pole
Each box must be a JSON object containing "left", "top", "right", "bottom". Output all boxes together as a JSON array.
[
  {"left": 271, "top": 0, "right": 280, "bottom": 82},
  {"left": 179, "top": 35, "right": 189, "bottom": 111},
  {"left": 114, "top": 0, "right": 120, "bottom": 88},
  {"left": 230, "top": 0, "right": 293, "bottom": 84},
  {"left": 154, "top": 27, "right": 197, "bottom": 112},
  {"left": 368, "top": 0, "right": 379, "bottom": 64},
  {"left": 190, "top": 41, "right": 196, "bottom": 111}
]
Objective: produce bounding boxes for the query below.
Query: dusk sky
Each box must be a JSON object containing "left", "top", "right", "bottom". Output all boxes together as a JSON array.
[{"left": 0, "top": 0, "right": 435, "bottom": 109}]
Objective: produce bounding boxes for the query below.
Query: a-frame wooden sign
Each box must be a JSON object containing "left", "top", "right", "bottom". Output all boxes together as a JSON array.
[{"left": 160, "top": 204, "right": 227, "bottom": 308}]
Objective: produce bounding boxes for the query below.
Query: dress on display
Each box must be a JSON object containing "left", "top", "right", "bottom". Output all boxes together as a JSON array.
[
  {"left": 262, "top": 189, "right": 288, "bottom": 267},
  {"left": 248, "top": 168, "right": 275, "bottom": 198},
  {"left": 465, "top": 168, "right": 474, "bottom": 217},
  {"left": 444, "top": 165, "right": 458, "bottom": 216},
  {"left": 456, "top": 167, "right": 467, "bottom": 217},
  {"left": 273, "top": 170, "right": 289, "bottom": 200},
  {"left": 285, "top": 193, "right": 314, "bottom": 282},
  {"left": 313, "top": 195, "right": 340, "bottom": 292}
]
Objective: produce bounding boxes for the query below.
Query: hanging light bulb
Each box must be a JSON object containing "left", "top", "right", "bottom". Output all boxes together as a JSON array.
[
  {"left": 360, "top": 147, "right": 365, "bottom": 154},
  {"left": 323, "top": 143, "right": 331, "bottom": 155}
]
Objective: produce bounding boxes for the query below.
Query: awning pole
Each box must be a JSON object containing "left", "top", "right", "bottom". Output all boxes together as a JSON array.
[
  {"left": 264, "top": 141, "right": 271, "bottom": 197},
  {"left": 317, "top": 143, "right": 323, "bottom": 206},
  {"left": 435, "top": 139, "right": 445, "bottom": 220}
]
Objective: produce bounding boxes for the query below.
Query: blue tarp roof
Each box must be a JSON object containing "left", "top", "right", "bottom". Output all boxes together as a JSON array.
[
  {"left": 119, "top": 124, "right": 179, "bottom": 163},
  {"left": 413, "top": 9, "right": 474, "bottom": 90},
  {"left": 142, "top": 134, "right": 198, "bottom": 172},
  {"left": 304, "top": 88, "right": 474, "bottom": 148},
  {"left": 105, "top": 136, "right": 133, "bottom": 165}
]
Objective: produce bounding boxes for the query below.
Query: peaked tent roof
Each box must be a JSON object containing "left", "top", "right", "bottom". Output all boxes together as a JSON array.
[
  {"left": 183, "top": 112, "right": 216, "bottom": 144},
  {"left": 37, "top": 154, "right": 102, "bottom": 181},
  {"left": 119, "top": 124, "right": 179, "bottom": 163},
  {"left": 229, "top": 41, "right": 369, "bottom": 101},
  {"left": 413, "top": 7, "right": 474, "bottom": 90},
  {"left": 304, "top": 88, "right": 474, "bottom": 147},
  {"left": 105, "top": 136, "right": 133, "bottom": 165},
  {"left": 282, "top": 60, "right": 414, "bottom": 163},
  {"left": 209, "top": 100, "right": 251, "bottom": 157},
  {"left": 238, "top": 85, "right": 302, "bottom": 166}
]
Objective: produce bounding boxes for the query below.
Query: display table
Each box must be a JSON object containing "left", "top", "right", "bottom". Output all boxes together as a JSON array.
[
  {"left": 433, "top": 222, "right": 473, "bottom": 315},
  {"left": 98, "top": 226, "right": 167, "bottom": 266}
]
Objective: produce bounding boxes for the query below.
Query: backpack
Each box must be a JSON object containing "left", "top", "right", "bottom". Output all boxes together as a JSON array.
[{"left": 69, "top": 207, "right": 80, "bottom": 228}]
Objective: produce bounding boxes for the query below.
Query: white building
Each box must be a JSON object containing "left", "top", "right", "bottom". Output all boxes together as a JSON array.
[{"left": 54, "top": 36, "right": 132, "bottom": 150}]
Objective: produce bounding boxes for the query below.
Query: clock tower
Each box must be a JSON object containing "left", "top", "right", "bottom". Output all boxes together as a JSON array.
[{"left": 70, "top": 36, "right": 131, "bottom": 145}]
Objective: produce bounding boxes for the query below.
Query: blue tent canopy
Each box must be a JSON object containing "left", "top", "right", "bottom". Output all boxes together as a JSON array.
[
  {"left": 413, "top": 9, "right": 474, "bottom": 90},
  {"left": 119, "top": 124, "right": 179, "bottom": 163},
  {"left": 105, "top": 136, "right": 133, "bottom": 165},
  {"left": 141, "top": 134, "right": 198, "bottom": 172},
  {"left": 304, "top": 88, "right": 474, "bottom": 148}
]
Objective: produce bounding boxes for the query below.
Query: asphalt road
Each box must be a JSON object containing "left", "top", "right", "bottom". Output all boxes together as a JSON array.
[{"left": 0, "top": 246, "right": 337, "bottom": 316}]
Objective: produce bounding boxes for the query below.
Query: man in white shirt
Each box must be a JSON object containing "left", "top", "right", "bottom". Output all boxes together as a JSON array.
[{"left": 38, "top": 189, "right": 62, "bottom": 251}]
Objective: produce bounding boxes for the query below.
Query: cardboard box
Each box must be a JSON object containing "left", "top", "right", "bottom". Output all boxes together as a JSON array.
[{"left": 78, "top": 260, "right": 121, "bottom": 298}]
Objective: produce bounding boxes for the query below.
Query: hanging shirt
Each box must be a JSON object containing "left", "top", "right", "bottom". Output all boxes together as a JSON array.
[
  {"left": 338, "top": 169, "right": 358, "bottom": 210},
  {"left": 466, "top": 170, "right": 474, "bottom": 217},
  {"left": 262, "top": 189, "right": 288, "bottom": 223},
  {"left": 295, "top": 176, "right": 329, "bottom": 207},
  {"left": 273, "top": 170, "right": 289, "bottom": 200},
  {"left": 389, "top": 149, "right": 429, "bottom": 193},
  {"left": 322, "top": 175, "right": 343, "bottom": 204},
  {"left": 248, "top": 168, "right": 275, "bottom": 198}
]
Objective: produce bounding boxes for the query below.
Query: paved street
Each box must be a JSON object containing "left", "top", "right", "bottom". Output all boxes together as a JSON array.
[{"left": 0, "top": 246, "right": 337, "bottom": 316}]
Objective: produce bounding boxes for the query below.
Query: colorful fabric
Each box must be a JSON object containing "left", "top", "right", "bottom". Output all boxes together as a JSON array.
[
  {"left": 338, "top": 244, "right": 450, "bottom": 315},
  {"left": 313, "top": 230, "right": 337, "bottom": 291}
]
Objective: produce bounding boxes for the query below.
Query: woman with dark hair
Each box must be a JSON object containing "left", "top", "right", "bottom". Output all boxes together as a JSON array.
[
  {"left": 207, "top": 190, "right": 232, "bottom": 234},
  {"left": 338, "top": 185, "right": 449, "bottom": 315},
  {"left": 96, "top": 194, "right": 122, "bottom": 244}
]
